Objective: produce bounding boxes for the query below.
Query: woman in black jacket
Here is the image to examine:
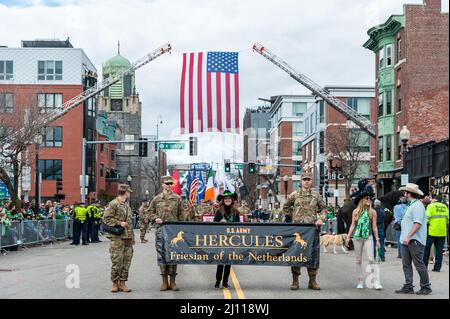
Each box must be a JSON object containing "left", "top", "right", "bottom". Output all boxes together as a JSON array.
[{"left": 214, "top": 191, "right": 240, "bottom": 289}]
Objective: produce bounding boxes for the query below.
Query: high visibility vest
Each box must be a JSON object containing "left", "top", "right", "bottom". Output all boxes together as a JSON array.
[
  {"left": 426, "top": 202, "right": 449, "bottom": 237},
  {"left": 93, "top": 206, "right": 101, "bottom": 219},
  {"left": 74, "top": 207, "right": 87, "bottom": 221}
]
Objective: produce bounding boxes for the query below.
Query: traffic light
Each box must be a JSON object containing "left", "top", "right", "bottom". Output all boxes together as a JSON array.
[
  {"left": 248, "top": 162, "right": 256, "bottom": 174},
  {"left": 224, "top": 161, "right": 231, "bottom": 172},
  {"left": 56, "top": 178, "right": 63, "bottom": 192},
  {"left": 189, "top": 137, "right": 198, "bottom": 156},
  {"left": 138, "top": 138, "right": 148, "bottom": 157},
  {"left": 324, "top": 174, "right": 329, "bottom": 192}
]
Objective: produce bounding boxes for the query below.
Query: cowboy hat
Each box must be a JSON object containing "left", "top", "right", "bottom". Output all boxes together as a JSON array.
[
  {"left": 354, "top": 191, "right": 375, "bottom": 206},
  {"left": 399, "top": 183, "right": 424, "bottom": 196},
  {"left": 217, "top": 190, "right": 238, "bottom": 202}
]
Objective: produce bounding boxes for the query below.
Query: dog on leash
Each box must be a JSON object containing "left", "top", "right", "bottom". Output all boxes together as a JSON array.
[{"left": 320, "top": 233, "right": 349, "bottom": 254}]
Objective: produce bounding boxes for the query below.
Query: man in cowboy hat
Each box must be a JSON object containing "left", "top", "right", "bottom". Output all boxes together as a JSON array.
[
  {"left": 149, "top": 175, "right": 184, "bottom": 291},
  {"left": 282, "top": 171, "right": 327, "bottom": 291},
  {"left": 103, "top": 183, "right": 135, "bottom": 293},
  {"left": 395, "top": 183, "right": 432, "bottom": 295}
]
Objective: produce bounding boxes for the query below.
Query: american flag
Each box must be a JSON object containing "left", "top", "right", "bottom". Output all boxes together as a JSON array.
[
  {"left": 189, "top": 175, "right": 199, "bottom": 205},
  {"left": 180, "top": 51, "right": 240, "bottom": 134}
]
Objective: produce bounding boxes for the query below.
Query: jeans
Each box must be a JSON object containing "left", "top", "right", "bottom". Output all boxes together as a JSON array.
[
  {"left": 374, "top": 226, "right": 385, "bottom": 260},
  {"left": 423, "top": 236, "right": 446, "bottom": 271},
  {"left": 401, "top": 240, "right": 431, "bottom": 290},
  {"left": 354, "top": 236, "right": 378, "bottom": 281},
  {"left": 396, "top": 230, "right": 402, "bottom": 257}
]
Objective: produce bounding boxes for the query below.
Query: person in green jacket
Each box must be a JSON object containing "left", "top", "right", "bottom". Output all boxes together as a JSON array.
[{"left": 423, "top": 195, "right": 449, "bottom": 272}]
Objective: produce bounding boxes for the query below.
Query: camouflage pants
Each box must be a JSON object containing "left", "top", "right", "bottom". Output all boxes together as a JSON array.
[
  {"left": 109, "top": 239, "right": 134, "bottom": 282},
  {"left": 140, "top": 218, "right": 149, "bottom": 240},
  {"left": 291, "top": 267, "right": 318, "bottom": 277},
  {"left": 155, "top": 227, "right": 177, "bottom": 275}
]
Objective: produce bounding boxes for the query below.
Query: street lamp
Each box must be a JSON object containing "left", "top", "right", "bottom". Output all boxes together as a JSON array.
[
  {"left": 145, "top": 189, "right": 149, "bottom": 201},
  {"left": 268, "top": 189, "right": 273, "bottom": 211},
  {"left": 127, "top": 175, "right": 132, "bottom": 186},
  {"left": 399, "top": 125, "right": 410, "bottom": 175},
  {"left": 283, "top": 175, "right": 289, "bottom": 200},
  {"left": 327, "top": 153, "right": 340, "bottom": 208}
]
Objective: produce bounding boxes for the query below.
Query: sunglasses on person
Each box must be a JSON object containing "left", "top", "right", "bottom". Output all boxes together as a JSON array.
[
  {"left": 165, "top": 182, "right": 174, "bottom": 186},
  {"left": 365, "top": 197, "right": 372, "bottom": 200}
]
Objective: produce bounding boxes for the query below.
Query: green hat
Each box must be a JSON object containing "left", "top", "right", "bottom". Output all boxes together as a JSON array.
[{"left": 217, "top": 190, "right": 238, "bottom": 202}]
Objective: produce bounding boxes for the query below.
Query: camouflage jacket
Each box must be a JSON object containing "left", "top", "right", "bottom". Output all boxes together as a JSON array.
[
  {"left": 149, "top": 191, "right": 184, "bottom": 223},
  {"left": 198, "top": 203, "right": 214, "bottom": 216},
  {"left": 139, "top": 204, "right": 151, "bottom": 220},
  {"left": 238, "top": 206, "right": 251, "bottom": 215},
  {"left": 103, "top": 198, "right": 134, "bottom": 240},
  {"left": 282, "top": 189, "right": 327, "bottom": 224}
]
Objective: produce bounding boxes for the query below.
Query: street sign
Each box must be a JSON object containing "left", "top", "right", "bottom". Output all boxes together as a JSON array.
[
  {"left": 401, "top": 174, "right": 409, "bottom": 186},
  {"left": 0, "top": 182, "right": 10, "bottom": 199},
  {"left": 158, "top": 142, "right": 185, "bottom": 150},
  {"left": 79, "top": 175, "right": 89, "bottom": 187},
  {"left": 234, "top": 164, "right": 244, "bottom": 169},
  {"left": 333, "top": 189, "right": 339, "bottom": 197},
  {"left": 190, "top": 163, "right": 210, "bottom": 171}
]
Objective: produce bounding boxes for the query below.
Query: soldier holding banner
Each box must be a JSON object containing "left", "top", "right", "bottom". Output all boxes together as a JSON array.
[
  {"left": 283, "top": 171, "right": 326, "bottom": 291},
  {"left": 149, "top": 175, "right": 184, "bottom": 291}
]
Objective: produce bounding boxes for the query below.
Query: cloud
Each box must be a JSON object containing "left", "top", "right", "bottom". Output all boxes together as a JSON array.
[{"left": 1, "top": 0, "right": 447, "bottom": 164}]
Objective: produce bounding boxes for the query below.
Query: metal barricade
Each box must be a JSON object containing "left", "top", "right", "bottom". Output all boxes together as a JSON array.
[
  {"left": 0, "top": 221, "right": 22, "bottom": 248},
  {"left": 54, "top": 220, "right": 67, "bottom": 240},
  {"left": 37, "top": 220, "right": 55, "bottom": 242},
  {"left": 385, "top": 223, "right": 397, "bottom": 244},
  {"left": 21, "top": 220, "right": 40, "bottom": 245}
]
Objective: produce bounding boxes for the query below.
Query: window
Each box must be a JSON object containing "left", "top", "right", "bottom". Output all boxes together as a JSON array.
[
  {"left": 100, "top": 164, "right": 104, "bottom": 177},
  {"left": 378, "top": 48, "right": 384, "bottom": 69},
  {"left": 124, "top": 75, "right": 132, "bottom": 96},
  {"left": 111, "top": 150, "right": 115, "bottom": 161},
  {"left": 292, "top": 181, "right": 301, "bottom": 191},
  {"left": 305, "top": 143, "right": 309, "bottom": 163},
  {"left": 357, "top": 97, "right": 371, "bottom": 120},
  {"left": 0, "top": 126, "right": 13, "bottom": 138},
  {"left": 305, "top": 117, "right": 309, "bottom": 135},
  {"left": 397, "top": 38, "right": 401, "bottom": 62},
  {"left": 386, "top": 44, "right": 393, "bottom": 66},
  {"left": 44, "top": 127, "right": 62, "bottom": 147},
  {"left": 111, "top": 99, "right": 123, "bottom": 111},
  {"left": 293, "top": 161, "right": 302, "bottom": 175},
  {"left": 347, "top": 97, "right": 358, "bottom": 111},
  {"left": 386, "top": 90, "right": 392, "bottom": 115},
  {"left": 100, "top": 144, "right": 104, "bottom": 153},
  {"left": 38, "top": 159, "right": 62, "bottom": 180},
  {"left": 293, "top": 141, "right": 302, "bottom": 156},
  {"left": 397, "top": 133, "right": 402, "bottom": 160},
  {"left": 38, "top": 93, "right": 62, "bottom": 113},
  {"left": 0, "top": 61, "right": 13, "bottom": 80},
  {"left": 310, "top": 113, "right": 315, "bottom": 133},
  {"left": 87, "top": 97, "right": 96, "bottom": 117},
  {"left": 386, "top": 135, "right": 392, "bottom": 161},
  {"left": 378, "top": 137, "right": 383, "bottom": 162},
  {"left": 397, "top": 86, "right": 402, "bottom": 112},
  {"left": 0, "top": 93, "right": 13, "bottom": 113},
  {"left": 319, "top": 100, "right": 324, "bottom": 123},
  {"left": 350, "top": 129, "right": 370, "bottom": 152},
  {"left": 378, "top": 93, "right": 383, "bottom": 117},
  {"left": 38, "top": 61, "right": 62, "bottom": 80},
  {"left": 319, "top": 131, "right": 324, "bottom": 154},
  {"left": 292, "top": 122, "right": 304, "bottom": 136},
  {"left": 292, "top": 102, "right": 307, "bottom": 117}
]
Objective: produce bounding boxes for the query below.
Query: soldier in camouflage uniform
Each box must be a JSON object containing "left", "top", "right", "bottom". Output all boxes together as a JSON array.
[
  {"left": 138, "top": 200, "right": 150, "bottom": 243},
  {"left": 183, "top": 201, "right": 197, "bottom": 221},
  {"left": 238, "top": 201, "right": 251, "bottom": 222},
  {"left": 149, "top": 176, "right": 184, "bottom": 291},
  {"left": 103, "top": 184, "right": 135, "bottom": 293},
  {"left": 270, "top": 202, "right": 283, "bottom": 222},
  {"left": 197, "top": 199, "right": 214, "bottom": 221},
  {"left": 282, "top": 171, "right": 326, "bottom": 291}
]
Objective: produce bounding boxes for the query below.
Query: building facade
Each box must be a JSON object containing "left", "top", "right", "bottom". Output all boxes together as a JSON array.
[
  {"left": 363, "top": 0, "right": 449, "bottom": 195},
  {"left": 0, "top": 39, "right": 97, "bottom": 204}
]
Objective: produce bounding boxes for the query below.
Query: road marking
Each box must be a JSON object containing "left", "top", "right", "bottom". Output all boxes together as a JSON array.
[
  {"left": 230, "top": 268, "right": 246, "bottom": 299},
  {"left": 223, "top": 287, "right": 232, "bottom": 299}
]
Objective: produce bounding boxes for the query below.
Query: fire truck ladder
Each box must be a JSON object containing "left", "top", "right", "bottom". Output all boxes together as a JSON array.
[
  {"left": 10, "top": 43, "right": 172, "bottom": 142},
  {"left": 252, "top": 42, "right": 376, "bottom": 138}
]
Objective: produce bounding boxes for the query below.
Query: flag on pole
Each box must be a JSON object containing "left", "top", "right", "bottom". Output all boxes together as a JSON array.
[
  {"left": 197, "top": 171, "right": 206, "bottom": 203},
  {"left": 179, "top": 51, "right": 240, "bottom": 134},
  {"left": 172, "top": 169, "right": 182, "bottom": 195},
  {"left": 204, "top": 168, "right": 215, "bottom": 202},
  {"left": 189, "top": 169, "right": 199, "bottom": 205},
  {"left": 186, "top": 170, "right": 192, "bottom": 199}
]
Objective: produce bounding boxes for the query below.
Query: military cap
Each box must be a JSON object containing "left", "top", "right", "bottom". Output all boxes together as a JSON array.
[
  {"left": 161, "top": 175, "right": 175, "bottom": 184},
  {"left": 118, "top": 183, "right": 133, "bottom": 193},
  {"left": 301, "top": 171, "right": 312, "bottom": 180}
]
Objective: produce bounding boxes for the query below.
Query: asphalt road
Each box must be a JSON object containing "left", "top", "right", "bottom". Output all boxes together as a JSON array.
[{"left": 0, "top": 229, "right": 448, "bottom": 299}]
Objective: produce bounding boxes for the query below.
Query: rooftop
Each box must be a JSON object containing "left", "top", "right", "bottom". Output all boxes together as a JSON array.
[{"left": 21, "top": 38, "right": 73, "bottom": 48}]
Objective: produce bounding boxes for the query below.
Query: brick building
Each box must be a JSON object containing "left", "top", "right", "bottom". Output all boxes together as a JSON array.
[
  {"left": 0, "top": 39, "right": 98, "bottom": 205},
  {"left": 363, "top": 0, "right": 449, "bottom": 194}
]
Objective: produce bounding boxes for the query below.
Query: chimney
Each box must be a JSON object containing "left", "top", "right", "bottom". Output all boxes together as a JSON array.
[{"left": 423, "top": 0, "right": 441, "bottom": 11}]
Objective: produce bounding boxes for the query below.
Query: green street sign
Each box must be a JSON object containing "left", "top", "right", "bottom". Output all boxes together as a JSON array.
[
  {"left": 158, "top": 142, "right": 185, "bottom": 150},
  {"left": 234, "top": 164, "right": 244, "bottom": 169}
]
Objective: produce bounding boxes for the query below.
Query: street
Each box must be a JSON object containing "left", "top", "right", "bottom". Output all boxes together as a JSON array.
[{"left": 0, "top": 229, "right": 448, "bottom": 299}]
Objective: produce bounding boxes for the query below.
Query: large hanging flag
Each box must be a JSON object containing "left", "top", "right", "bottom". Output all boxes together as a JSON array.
[
  {"left": 197, "top": 171, "right": 206, "bottom": 203},
  {"left": 180, "top": 51, "right": 240, "bottom": 134},
  {"left": 204, "top": 168, "right": 215, "bottom": 202},
  {"left": 172, "top": 169, "right": 182, "bottom": 195},
  {"left": 189, "top": 169, "right": 199, "bottom": 205}
]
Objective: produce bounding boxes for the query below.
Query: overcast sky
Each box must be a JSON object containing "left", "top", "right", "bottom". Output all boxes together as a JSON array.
[{"left": 1, "top": 0, "right": 448, "bottom": 164}]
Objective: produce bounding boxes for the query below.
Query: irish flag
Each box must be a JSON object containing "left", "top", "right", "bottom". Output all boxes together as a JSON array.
[{"left": 204, "top": 168, "right": 215, "bottom": 202}]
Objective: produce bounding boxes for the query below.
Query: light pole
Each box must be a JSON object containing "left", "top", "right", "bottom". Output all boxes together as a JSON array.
[
  {"left": 145, "top": 189, "right": 149, "bottom": 201},
  {"left": 328, "top": 153, "right": 340, "bottom": 209},
  {"left": 268, "top": 189, "right": 273, "bottom": 211},
  {"left": 156, "top": 117, "right": 163, "bottom": 178},
  {"left": 34, "top": 134, "right": 43, "bottom": 214},
  {"left": 283, "top": 175, "right": 289, "bottom": 200},
  {"left": 127, "top": 175, "right": 132, "bottom": 186},
  {"left": 400, "top": 125, "right": 410, "bottom": 177}
]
